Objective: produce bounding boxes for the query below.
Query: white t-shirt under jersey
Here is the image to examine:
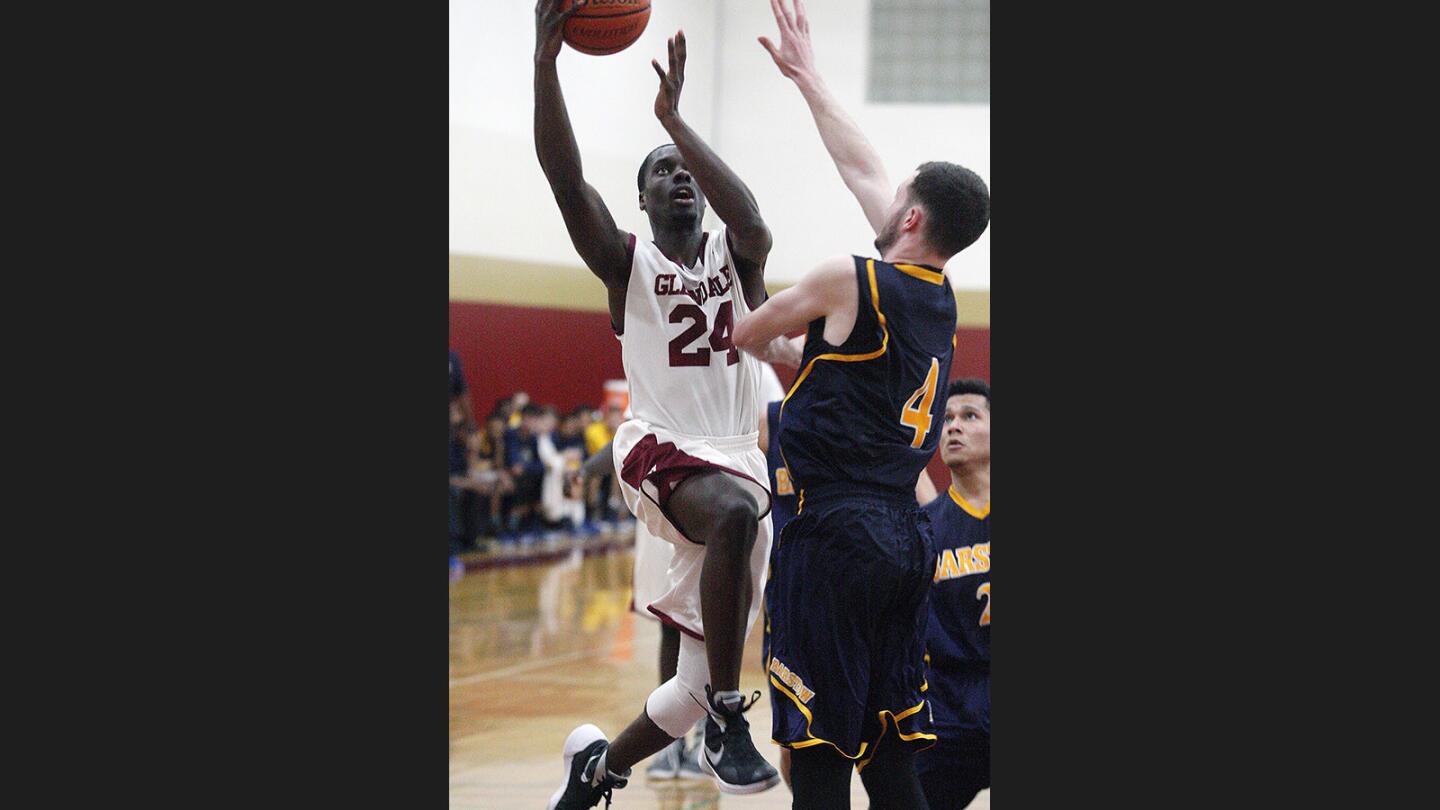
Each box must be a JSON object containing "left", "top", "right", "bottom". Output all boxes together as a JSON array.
[{"left": 619, "top": 228, "right": 762, "bottom": 439}]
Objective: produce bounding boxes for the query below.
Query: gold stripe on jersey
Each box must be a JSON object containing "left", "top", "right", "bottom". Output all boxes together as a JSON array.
[
  {"left": 774, "top": 258, "right": 889, "bottom": 502},
  {"left": 893, "top": 262, "right": 946, "bottom": 285},
  {"left": 778, "top": 258, "right": 889, "bottom": 419},
  {"left": 948, "top": 486, "right": 991, "bottom": 519}
]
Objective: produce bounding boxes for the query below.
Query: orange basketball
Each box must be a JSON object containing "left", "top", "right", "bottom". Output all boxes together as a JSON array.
[{"left": 562, "top": 0, "right": 652, "bottom": 56}]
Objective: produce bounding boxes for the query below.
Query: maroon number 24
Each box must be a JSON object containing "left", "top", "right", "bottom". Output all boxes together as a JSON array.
[{"left": 668, "top": 301, "right": 739, "bottom": 367}]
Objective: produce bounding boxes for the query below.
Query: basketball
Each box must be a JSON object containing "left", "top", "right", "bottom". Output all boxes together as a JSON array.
[{"left": 563, "top": 0, "right": 651, "bottom": 56}]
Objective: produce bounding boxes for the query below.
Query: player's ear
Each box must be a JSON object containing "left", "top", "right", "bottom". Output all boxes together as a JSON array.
[
  {"left": 638, "top": 192, "right": 646, "bottom": 212},
  {"left": 903, "top": 206, "right": 922, "bottom": 232}
]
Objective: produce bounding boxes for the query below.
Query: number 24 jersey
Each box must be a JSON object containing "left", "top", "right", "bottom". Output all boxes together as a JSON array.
[{"left": 619, "top": 227, "right": 763, "bottom": 439}]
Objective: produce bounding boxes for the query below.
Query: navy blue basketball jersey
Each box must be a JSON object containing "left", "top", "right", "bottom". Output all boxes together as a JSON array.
[
  {"left": 922, "top": 486, "right": 990, "bottom": 732},
  {"left": 765, "top": 400, "right": 799, "bottom": 537},
  {"left": 778, "top": 257, "right": 957, "bottom": 495}
]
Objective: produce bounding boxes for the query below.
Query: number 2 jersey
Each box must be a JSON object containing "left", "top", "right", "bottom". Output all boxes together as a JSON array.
[
  {"left": 778, "top": 256, "right": 957, "bottom": 496},
  {"left": 619, "top": 227, "right": 763, "bottom": 439},
  {"left": 921, "top": 487, "right": 991, "bottom": 735}
]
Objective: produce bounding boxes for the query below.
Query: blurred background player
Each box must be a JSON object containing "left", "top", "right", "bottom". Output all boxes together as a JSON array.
[
  {"left": 917, "top": 379, "right": 990, "bottom": 810},
  {"left": 735, "top": 1, "right": 991, "bottom": 806},
  {"left": 533, "top": 3, "right": 792, "bottom": 806}
]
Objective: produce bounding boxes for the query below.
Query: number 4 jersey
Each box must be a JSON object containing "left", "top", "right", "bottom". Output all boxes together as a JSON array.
[
  {"left": 619, "top": 228, "right": 763, "bottom": 438},
  {"left": 778, "top": 256, "right": 957, "bottom": 495}
]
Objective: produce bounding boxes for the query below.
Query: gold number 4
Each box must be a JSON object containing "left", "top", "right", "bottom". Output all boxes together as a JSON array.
[{"left": 901, "top": 357, "right": 941, "bottom": 448}]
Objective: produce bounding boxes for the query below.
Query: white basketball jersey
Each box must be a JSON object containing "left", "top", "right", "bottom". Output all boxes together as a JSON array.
[{"left": 620, "top": 227, "right": 761, "bottom": 438}]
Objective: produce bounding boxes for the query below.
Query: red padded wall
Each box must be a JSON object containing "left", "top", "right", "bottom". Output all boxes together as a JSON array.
[
  {"left": 449, "top": 301, "right": 626, "bottom": 416},
  {"left": 451, "top": 299, "right": 990, "bottom": 498}
]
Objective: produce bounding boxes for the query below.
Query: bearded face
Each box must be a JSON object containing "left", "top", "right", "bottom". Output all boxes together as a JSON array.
[
  {"left": 874, "top": 205, "right": 905, "bottom": 255},
  {"left": 874, "top": 175, "right": 918, "bottom": 256}
]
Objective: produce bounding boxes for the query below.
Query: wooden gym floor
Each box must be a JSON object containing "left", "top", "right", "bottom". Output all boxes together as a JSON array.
[{"left": 449, "top": 536, "right": 991, "bottom": 809}]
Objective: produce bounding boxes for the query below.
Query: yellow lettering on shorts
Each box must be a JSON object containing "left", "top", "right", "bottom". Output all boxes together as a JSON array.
[
  {"left": 768, "top": 657, "right": 816, "bottom": 704},
  {"left": 775, "top": 467, "right": 795, "bottom": 496}
]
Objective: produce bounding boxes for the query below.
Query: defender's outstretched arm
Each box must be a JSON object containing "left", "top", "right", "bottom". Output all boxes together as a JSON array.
[{"left": 759, "top": 0, "right": 892, "bottom": 235}]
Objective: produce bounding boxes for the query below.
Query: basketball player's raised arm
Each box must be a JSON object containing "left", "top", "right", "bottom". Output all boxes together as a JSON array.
[
  {"left": 759, "top": 0, "right": 892, "bottom": 235},
  {"left": 533, "top": 0, "right": 632, "bottom": 288},
  {"left": 734, "top": 254, "right": 854, "bottom": 366},
  {"left": 651, "top": 31, "right": 773, "bottom": 296}
]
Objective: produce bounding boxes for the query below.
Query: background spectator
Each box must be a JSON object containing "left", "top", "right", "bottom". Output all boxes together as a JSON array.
[
  {"left": 583, "top": 404, "right": 625, "bottom": 524},
  {"left": 538, "top": 406, "right": 587, "bottom": 533},
  {"left": 502, "top": 402, "right": 546, "bottom": 541},
  {"left": 450, "top": 351, "right": 480, "bottom": 553}
]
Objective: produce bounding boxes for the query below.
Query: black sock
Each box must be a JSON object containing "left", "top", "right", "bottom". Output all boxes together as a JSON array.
[
  {"left": 857, "top": 738, "right": 929, "bottom": 809},
  {"left": 789, "top": 745, "right": 853, "bottom": 810}
]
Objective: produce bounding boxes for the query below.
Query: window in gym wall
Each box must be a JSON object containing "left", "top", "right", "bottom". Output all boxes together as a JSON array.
[{"left": 868, "top": 0, "right": 990, "bottom": 103}]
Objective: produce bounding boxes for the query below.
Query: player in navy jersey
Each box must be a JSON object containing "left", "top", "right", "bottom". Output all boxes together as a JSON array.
[
  {"left": 735, "top": 2, "right": 991, "bottom": 806},
  {"left": 764, "top": 398, "right": 939, "bottom": 792},
  {"left": 762, "top": 395, "right": 936, "bottom": 554},
  {"left": 758, "top": 399, "right": 800, "bottom": 539},
  {"left": 917, "top": 379, "right": 991, "bottom": 809}
]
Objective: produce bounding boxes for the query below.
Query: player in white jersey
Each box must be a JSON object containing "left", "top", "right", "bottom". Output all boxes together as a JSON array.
[
  {"left": 534, "top": 5, "right": 800, "bottom": 807},
  {"left": 634, "top": 360, "right": 787, "bottom": 782}
]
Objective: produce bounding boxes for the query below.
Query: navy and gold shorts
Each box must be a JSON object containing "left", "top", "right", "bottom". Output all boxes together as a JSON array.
[{"left": 762, "top": 488, "right": 938, "bottom": 770}]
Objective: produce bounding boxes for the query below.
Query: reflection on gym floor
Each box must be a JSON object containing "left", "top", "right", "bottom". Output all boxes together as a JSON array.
[{"left": 449, "top": 541, "right": 988, "bottom": 809}]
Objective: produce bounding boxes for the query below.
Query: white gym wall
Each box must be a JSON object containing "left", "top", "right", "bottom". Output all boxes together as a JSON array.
[{"left": 449, "top": 0, "right": 989, "bottom": 289}]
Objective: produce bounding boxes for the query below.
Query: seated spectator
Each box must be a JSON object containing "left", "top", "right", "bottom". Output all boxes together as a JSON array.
[
  {"left": 583, "top": 403, "right": 626, "bottom": 524},
  {"left": 538, "top": 406, "right": 587, "bottom": 533},
  {"left": 449, "top": 351, "right": 478, "bottom": 553},
  {"left": 472, "top": 410, "right": 513, "bottom": 538},
  {"left": 502, "top": 403, "right": 546, "bottom": 540},
  {"left": 507, "top": 391, "right": 531, "bottom": 429},
  {"left": 568, "top": 404, "right": 597, "bottom": 447},
  {"left": 558, "top": 409, "right": 589, "bottom": 456},
  {"left": 585, "top": 402, "right": 621, "bottom": 456}
]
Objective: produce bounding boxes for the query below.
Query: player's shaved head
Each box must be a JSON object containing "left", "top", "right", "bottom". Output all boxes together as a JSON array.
[{"left": 638, "top": 144, "right": 677, "bottom": 191}]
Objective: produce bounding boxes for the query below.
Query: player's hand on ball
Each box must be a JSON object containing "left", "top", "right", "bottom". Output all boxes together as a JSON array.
[
  {"left": 651, "top": 30, "right": 686, "bottom": 123},
  {"left": 535, "top": 0, "right": 586, "bottom": 63},
  {"left": 758, "top": 0, "right": 817, "bottom": 82}
]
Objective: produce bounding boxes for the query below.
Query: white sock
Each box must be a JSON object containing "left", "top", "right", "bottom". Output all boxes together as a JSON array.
[
  {"left": 713, "top": 689, "right": 745, "bottom": 713},
  {"left": 589, "top": 749, "right": 630, "bottom": 785},
  {"left": 589, "top": 750, "right": 608, "bottom": 786}
]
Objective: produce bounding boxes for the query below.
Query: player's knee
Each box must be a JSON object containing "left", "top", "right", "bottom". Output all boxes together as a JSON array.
[
  {"left": 711, "top": 495, "right": 759, "bottom": 551},
  {"left": 645, "top": 677, "right": 709, "bottom": 739}
]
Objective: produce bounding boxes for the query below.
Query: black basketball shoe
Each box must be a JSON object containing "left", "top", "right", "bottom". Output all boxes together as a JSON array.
[
  {"left": 697, "top": 686, "right": 781, "bottom": 794},
  {"left": 546, "top": 724, "right": 629, "bottom": 810}
]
